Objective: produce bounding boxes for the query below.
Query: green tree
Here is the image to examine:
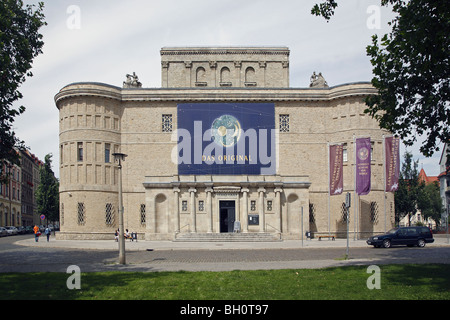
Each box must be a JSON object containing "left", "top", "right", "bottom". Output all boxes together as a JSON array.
[
  {"left": 417, "top": 181, "right": 443, "bottom": 227},
  {"left": 395, "top": 152, "right": 420, "bottom": 226},
  {"left": 35, "top": 154, "right": 59, "bottom": 224},
  {"left": 0, "top": 0, "right": 46, "bottom": 180},
  {"left": 312, "top": 0, "right": 450, "bottom": 157}
]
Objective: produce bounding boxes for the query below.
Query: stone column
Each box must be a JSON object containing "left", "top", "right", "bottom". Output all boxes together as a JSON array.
[
  {"left": 206, "top": 185, "right": 213, "bottom": 233},
  {"left": 173, "top": 186, "right": 180, "bottom": 233},
  {"left": 241, "top": 188, "right": 249, "bottom": 233},
  {"left": 274, "top": 185, "right": 283, "bottom": 233},
  {"left": 258, "top": 187, "right": 266, "bottom": 232},
  {"left": 189, "top": 187, "right": 197, "bottom": 233}
]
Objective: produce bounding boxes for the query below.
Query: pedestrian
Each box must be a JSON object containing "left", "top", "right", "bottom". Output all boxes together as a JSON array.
[
  {"left": 33, "top": 225, "right": 40, "bottom": 242},
  {"left": 44, "top": 226, "right": 51, "bottom": 242},
  {"left": 114, "top": 229, "right": 119, "bottom": 242}
]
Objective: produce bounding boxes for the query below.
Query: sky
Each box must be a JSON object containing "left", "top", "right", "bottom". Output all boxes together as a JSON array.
[{"left": 15, "top": 0, "right": 444, "bottom": 178}]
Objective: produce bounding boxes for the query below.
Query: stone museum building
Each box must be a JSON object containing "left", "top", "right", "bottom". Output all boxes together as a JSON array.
[{"left": 55, "top": 47, "right": 395, "bottom": 240}]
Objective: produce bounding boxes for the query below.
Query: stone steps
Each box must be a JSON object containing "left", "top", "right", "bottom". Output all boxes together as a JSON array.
[{"left": 174, "top": 232, "right": 282, "bottom": 242}]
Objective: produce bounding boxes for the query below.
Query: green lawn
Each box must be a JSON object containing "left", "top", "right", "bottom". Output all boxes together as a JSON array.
[{"left": 1, "top": 264, "right": 449, "bottom": 300}]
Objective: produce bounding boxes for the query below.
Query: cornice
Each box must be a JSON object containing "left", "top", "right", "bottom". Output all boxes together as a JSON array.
[
  {"left": 55, "top": 82, "right": 376, "bottom": 108},
  {"left": 160, "top": 47, "right": 290, "bottom": 56}
]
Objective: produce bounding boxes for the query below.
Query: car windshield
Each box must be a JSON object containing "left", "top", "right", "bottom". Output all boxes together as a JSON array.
[{"left": 387, "top": 228, "right": 398, "bottom": 234}]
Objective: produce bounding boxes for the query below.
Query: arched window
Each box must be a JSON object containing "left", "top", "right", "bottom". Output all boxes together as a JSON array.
[
  {"left": 220, "top": 67, "right": 231, "bottom": 86},
  {"left": 195, "top": 67, "right": 207, "bottom": 86},
  {"left": 245, "top": 67, "right": 256, "bottom": 86}
]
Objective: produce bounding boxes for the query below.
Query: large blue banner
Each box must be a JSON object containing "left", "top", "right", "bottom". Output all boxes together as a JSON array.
[{"left": 176, "top": 103, "right": 276, "bottom": 175}]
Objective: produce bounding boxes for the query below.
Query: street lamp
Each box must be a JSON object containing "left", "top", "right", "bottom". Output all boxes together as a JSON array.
[{"left": 112, "top": 152, "right": 127, "bottom": 264}]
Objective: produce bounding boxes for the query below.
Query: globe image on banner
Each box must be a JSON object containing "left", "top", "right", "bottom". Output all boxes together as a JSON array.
[{"left": 211, "top": 114, "right": 242, "bottom": 147}]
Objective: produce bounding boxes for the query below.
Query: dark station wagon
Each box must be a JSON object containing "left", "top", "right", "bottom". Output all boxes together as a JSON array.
[{"left": 367, "top": 227, "right": 434, "bottom": 248}]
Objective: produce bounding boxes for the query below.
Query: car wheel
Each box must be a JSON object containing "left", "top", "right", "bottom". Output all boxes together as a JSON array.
[
  {"left": 383, "top": 239, "right": 391, "bottom": 248},
  {"left": 417, "top": 239, "right": 426, "bottom": 248}
]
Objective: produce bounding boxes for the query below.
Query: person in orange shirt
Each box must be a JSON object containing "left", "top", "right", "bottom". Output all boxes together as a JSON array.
[{"left": 33, "top": 225, "right": 40, "bottom": 242}]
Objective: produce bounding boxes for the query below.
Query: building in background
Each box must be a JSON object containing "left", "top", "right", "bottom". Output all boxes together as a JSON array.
[
  {"left": 0, "top": 160, "right": 21, "bottom": 227},
  {"left": 55, "top": 47, "right": 396, "bottom": 240},
  {"left": 439, "top": 143, "right": 449, "bottom": 228}
]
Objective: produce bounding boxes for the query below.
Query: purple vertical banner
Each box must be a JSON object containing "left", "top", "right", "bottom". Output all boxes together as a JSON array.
[
  {"left": 329, "top": 144, "right": 343, "bottom": 195},
  {"left": 356, "top": 137, "right": 371, "bottom": 195},
  {"left": 385, "top": 136, "right": 400, "bottom": 192}
]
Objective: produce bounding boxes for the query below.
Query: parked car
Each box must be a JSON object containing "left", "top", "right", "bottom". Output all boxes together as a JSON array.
[
  {"left": 0, "top": 227, "right": 7, "bottom": 237},
  {"left": 367, "top": 227, "right": 434, "bottom": 248},
  {"left": 4, "top": 226, "right": 19, "bottom": 236},
  {"left": 16, "top": 226, "right": 26, "bottom": 234},
  {"left": 24, "top": 226, "right": 34, "bottom": 234}
]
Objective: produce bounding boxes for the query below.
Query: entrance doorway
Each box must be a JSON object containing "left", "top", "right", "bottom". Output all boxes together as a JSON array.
[{"left": 219, "top": 201, "right": 235, "bottom": 233}]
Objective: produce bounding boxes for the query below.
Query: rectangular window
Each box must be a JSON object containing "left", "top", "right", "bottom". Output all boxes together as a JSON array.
[
  {"left": 181, "top": 200, "right": 188, "bottom": 212},
  {"left": 266, "top": 200, "right": 272, "bottom": 211},
  {"left": 105, "top": 203, "right": 114, "bottom": 225},
  {"left": 77, "top": 142, "right": 83, "bottom": 162},
  {"left": 140, "top": 204, "right": 146, "bottom": 225},
  {"left": 198, "top": 200, "right": 204, "bottom": 212},
  {"left": 77, "top": 202, "right": 86, "bottom": 225},
  {"left": 105, "top": 143, "right": 111, "bottom": 163},
  {"left": 250, "top": 200, "right": 256, "bottom": 212},
  {"left": 343, "top": 143, "right": 348, "bottom": 162},
  {"left": 279, "top": 114, "right": 290, "bottom": 133},
  {"left": 162, "top": 114, "right": 173, "bottom": 133}
]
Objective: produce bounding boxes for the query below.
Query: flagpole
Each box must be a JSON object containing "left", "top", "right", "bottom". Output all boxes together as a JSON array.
[
  {"left": 383, "top": 136, "right": 386, "bottom": 231},
  {"left": 327, "top": 142, "right": 331, "bottom": 236},
  {"left": 353, "top": 134, "right": 356, "bottom": 241}
]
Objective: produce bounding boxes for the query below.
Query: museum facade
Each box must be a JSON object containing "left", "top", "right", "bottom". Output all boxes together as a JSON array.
[{"left": 55, "top": 47, "right": 395, "bottom": 240}]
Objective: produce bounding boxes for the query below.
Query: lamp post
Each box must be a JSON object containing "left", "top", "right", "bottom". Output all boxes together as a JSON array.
[{"left": 112, "top": 152, "right": 127, "bottom": 265}]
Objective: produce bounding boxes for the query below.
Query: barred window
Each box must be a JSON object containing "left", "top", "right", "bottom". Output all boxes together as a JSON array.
[
  {"left": 341, "top": 202, "right": 349, "bottom": 223},
  {"left": 266, "top": 200, "right": 272, "bottom": 211},
  {"left": 309, "top": 203, "right": 316, "bottom": 223},
  {"left": 181, "top": 200, "right": 188, "bottom": 212},
  {"left": 370, "top": 201, "right": 379, "bottom": 224},
  {"left": 77, "top": 202, "right": 86, "bottom": 225},
  {"left": 279, "top": 114, "right": 290, "bottom": 133},
  {"left": 140, "top": 204, "right": 146, "bottom": 225},
  {"left": 105, "top": 203, "right": 114, "bottom": 226},
  {"left": 162, "top": 114, "right": 173, "bottom": 132},
  {"left": 61, "top": 203, "right": 64, "bottom": 226},
  {"left": 250, "top": 200, "right": 256, "bottom": 211}
]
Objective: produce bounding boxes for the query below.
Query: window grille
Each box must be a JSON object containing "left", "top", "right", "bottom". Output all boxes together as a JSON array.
[
  {"left": 279, "top": 114, "right": 290, "bottom": 132},
  {"left": 105, "top": 203, "right": 114, "bottom": 226},
  {"left": 370, "top": 201, "right": 379, "bottom": 224},
  {"left": 309, "top": 203, "right": 316, "bottom": 223},
  {"left": 140, "top": 204, "right": 146, "bottom": 225},
  {"left": 162, "top": 114, "right": 173, "bottom": 132},
  {"left": 77, "top": 202, "right": 86, "bottom": 225},
  {"left": 341, "top": 202, "right": 349, "bottom": 223}
]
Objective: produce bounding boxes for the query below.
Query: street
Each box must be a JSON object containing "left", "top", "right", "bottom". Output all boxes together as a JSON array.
[{"left": 1, "top": 234, "right": 450, "bottom": 273}]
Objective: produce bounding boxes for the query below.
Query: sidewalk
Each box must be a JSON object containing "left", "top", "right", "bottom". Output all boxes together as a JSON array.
[{"left": 15, "top": 235, "right": 450, "bottom": 251}]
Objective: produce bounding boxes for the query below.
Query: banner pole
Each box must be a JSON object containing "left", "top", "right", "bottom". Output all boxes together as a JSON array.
[
  {"left": 383, "top": 135, "right": 386, "bottom": 232},
  {"left": 327, "top": 142, "right": 330, "bottom": 236}
]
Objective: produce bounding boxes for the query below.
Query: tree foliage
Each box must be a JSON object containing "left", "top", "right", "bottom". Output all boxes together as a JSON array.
[
  {"left": 417, "top": 181, "right": 443, "bottom": 227},
  {"left": 35, "top": 154, "right": 59, "bottom": 223},
  {"left": 0, "top": 0, "right": 46, "bottom": 171},
  {"left": 395, "top": 152, "right": 420, "bottom": 226},
  {"left": 312, "top": 0, "right": 450, "bottom": 157}
]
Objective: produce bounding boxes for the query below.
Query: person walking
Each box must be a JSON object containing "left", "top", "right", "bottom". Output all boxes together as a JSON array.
[
  {"left": 44, "top": 226, "right": 51, "bottom": 242},
  {"left": 33, "top": 225, "right": 40, "bottom": 242}
]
